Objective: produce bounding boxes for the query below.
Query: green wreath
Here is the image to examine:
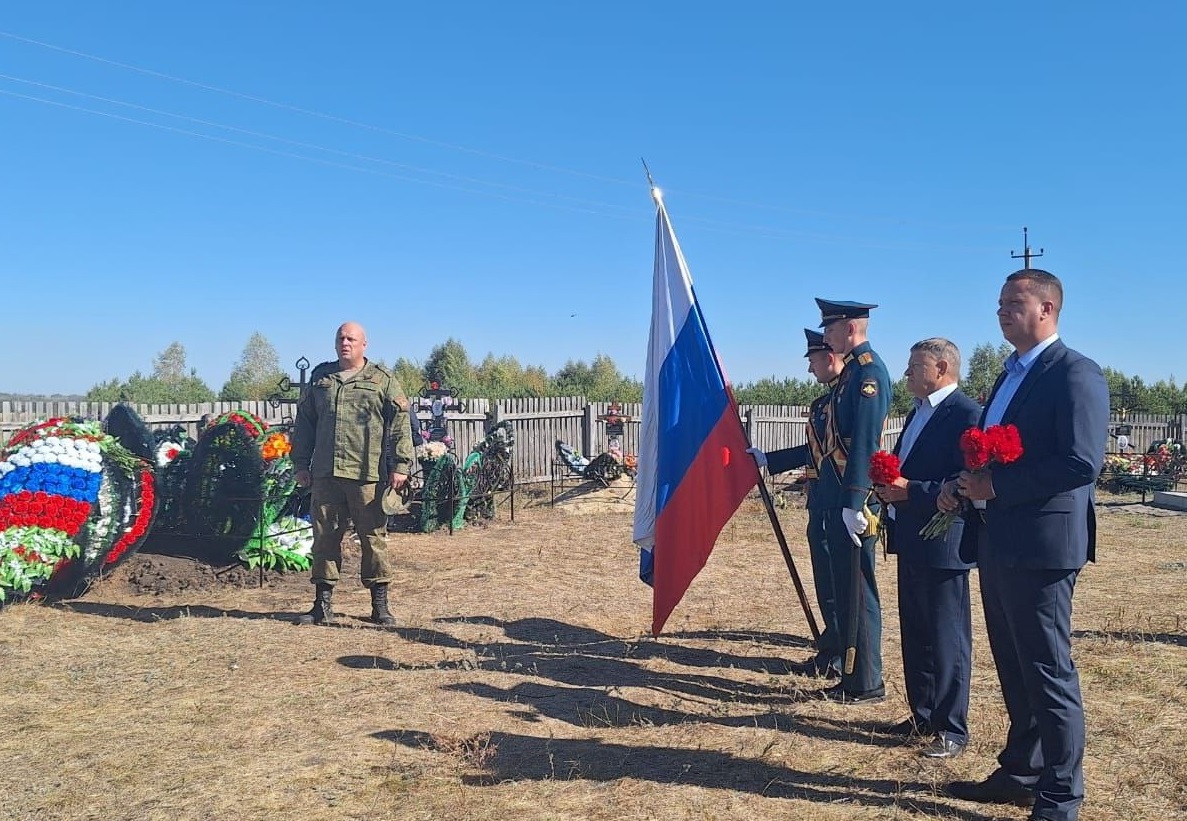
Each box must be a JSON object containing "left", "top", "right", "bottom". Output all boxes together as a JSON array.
[{"left": 418, "top": 453, "right": 468, "bottom": 533}]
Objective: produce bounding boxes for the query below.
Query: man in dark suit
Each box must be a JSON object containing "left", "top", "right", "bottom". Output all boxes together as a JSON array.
[
  {"left": 874, "top": 338, "right": 981, "bottom": 759},
  {"left": 944, "top": 269, "right": 1109, "bottom": 821}
]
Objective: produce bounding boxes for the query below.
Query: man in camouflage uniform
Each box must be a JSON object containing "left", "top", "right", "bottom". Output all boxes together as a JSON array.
[
  {"left": 748, "top": 328, "right": 846, "bottom": 678},
  {"left": 816, "top": 298, "right": 892, "bottom": 703},
  {"left": 291, "top": 321, "right": 414, "bottom": 626}
]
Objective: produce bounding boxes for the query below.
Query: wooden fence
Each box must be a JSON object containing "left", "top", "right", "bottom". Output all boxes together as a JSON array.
[
  {"left": 1107, "top": 413, "right": 1187, "bottom": 453},
  {"left": 3, "top": 399, "right": 1180, "bottom": 484}
]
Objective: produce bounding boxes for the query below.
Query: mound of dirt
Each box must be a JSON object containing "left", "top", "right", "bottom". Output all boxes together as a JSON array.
[{"left": 117, "top": 555, "right": 291, "bottom": 597}]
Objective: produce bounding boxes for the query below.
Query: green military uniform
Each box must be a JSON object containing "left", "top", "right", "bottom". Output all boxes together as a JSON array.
[
  {"left": 816, "top": 299, "right": 892, "bottom": 700},
  {"left": 764, "top": 328, "right": 841, "bottom": 675},
  {"left": 291, "top": 358, "right": 414, "bottom": 589}
]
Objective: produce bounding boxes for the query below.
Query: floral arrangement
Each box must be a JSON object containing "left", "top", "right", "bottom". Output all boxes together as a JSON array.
[
  {"left": 156, "top": 440, "right": 184, "bottom": 467},
  {"left": 237, "top": 514, "right": 312, "bottom": 572},
  {"left": 179, "top": 417, "right": 301, "bottom": 567},
  {"left": 261, "top": 432, "right": 291, "bottom": 461},
  {"left": 868, "top": 451, "right": 902, "bottom": 485},
  {"left": 920, "top": 424, "right": 1024, "bottom": 540},
  {"left": 0, "top": 416, "right": 152, "bottom": 603},
  {"left": 1102, "top": 453, "right": 1144, "bottom": 476},
  {"left": 419, "top": 452, "right": 467, "bottom": 533},
  {"left": 213, "top": 410, "right": 268, "bottom": 441},
  {"left": 605, "top": 443, "right": 639, "bottom": 479},
  {"left": 417, "top": 441, "right": 449, "bottom": 461},
  {"left": 152, "top": 426, "right": 196, "bottom": 531},
  {"left": 463, "top": 421, "right": 515, "bottom": 523},
  {"left": 1143, "top": 439, "right": 1184, "bottom": 476}
]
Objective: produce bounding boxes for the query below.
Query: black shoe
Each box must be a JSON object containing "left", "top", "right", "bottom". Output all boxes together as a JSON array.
[
  {"left": 813, "top": 682, "right": 886, "bottom": 704},
  {"left": 946, "top": 773, "right": 1034, "bottom": 807},
  {"left": 369, "top": 582, "right": 396, "bottom": 626},
  {"left": 787, "top": 656, "right": 842, "bottom": 679},
  {"left": 295, "top": 583, "right": 334, "bottom": 626},
  {"left": 882, "top": 718, "right": 931, "bottom": 737},
  {"left": 920, "top": 735, "right": 966, "bottom": 759}
]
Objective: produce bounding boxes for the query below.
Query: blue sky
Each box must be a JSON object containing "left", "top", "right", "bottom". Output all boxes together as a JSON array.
[{"left": 2, "top": 2, "right": 1184, "bottom": 396}]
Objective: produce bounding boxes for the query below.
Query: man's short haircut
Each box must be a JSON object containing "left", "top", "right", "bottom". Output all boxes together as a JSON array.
[
  {"left": 1007, "top": 268, "right": 1064, "bottom": 313},
  {"left": 910, "top": 337, "right": 961, "bottom": 378}
]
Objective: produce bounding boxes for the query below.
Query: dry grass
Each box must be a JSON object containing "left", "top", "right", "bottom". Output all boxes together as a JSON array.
[{"left": 1, "top": 489, "right": 1185, "bottom": 821}]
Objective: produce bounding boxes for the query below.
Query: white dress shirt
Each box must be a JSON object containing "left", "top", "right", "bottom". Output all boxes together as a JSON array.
[
  {"left": 974, "top": 333, "right": 1059, "bottom": 508},
  {"left": 889, "top": 382, "right": 959, "bottom": 520}
]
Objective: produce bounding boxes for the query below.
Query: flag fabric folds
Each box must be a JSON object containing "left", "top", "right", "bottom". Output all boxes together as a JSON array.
[{"left": 632, "top": 190, "right": 759, "bottom": 635}]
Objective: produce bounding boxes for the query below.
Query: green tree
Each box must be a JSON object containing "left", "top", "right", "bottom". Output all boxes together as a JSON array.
[
  {"left": 424, "top": 338, "right": 476, "bottom": 394},
  {"left": 389, "top": 357, "right": 427, "bottom": 397},
  {"left": 522, "top": 365, "right": 550, "bottom": 397},
  {"left": 734, "top": 376, "right": 824, "bottom": 406},
  {"left": 474, "top": 354, "right": 547, "bottom": 399},
  {"left": 220, "top": 332, "right": 290, "bottom": 401},
  {"left": 86, "top": 370, "right": 216, "bottom": 404},
  {"left": 86, "top": 342, "right": 216, "bottom": 404},
  {"left": 889, "top": 376, "right": 913, "bottom": 416},
  {"left": 964, "top": 342, "right": 1012, "bottom": 405},
  {"left": 551, "top": 354, "right": 641, "bottom": 402},
  {"left": 153, "top": 342, "right": 189, "bottom": 383}
]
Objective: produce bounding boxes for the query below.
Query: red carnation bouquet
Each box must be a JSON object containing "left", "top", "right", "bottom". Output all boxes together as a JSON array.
[
  {"left": 861, "top": 451, "right": 902, "bottom": 540},
  {"left": 869, "top": 451, "right": 902, "bottom": 485},
  {"left": 920, "top": 424, "right": 1024, "bottom": 539}
]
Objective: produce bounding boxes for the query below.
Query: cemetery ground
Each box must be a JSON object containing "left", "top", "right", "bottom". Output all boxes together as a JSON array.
[{"left": 1, "top": 488, "right": 1185, "bottom": 821}]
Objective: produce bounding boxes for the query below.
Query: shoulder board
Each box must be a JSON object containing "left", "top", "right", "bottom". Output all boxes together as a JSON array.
[
  {"left": 368, "top": 360, "right": 393, "bottom": 376},
  {"left": 310, "top": 361, "right": 337, "bottom": 378},
  {"left": 857, "top": 352, "right": 874, "bottom": 366}
]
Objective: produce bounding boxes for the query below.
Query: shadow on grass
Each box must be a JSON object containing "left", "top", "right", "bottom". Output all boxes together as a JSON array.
[
  {"left": 340, "top": 616, "right": 886, "bottom": 727},
  {"left": 340, "top": 615, "right": 829, "bottom": 706},
  {"left": 1073, "top": 628, "right": 1187, "bottom": 648},
  {"left": 56, "top": 601, "right": 427, "bottom": 631},
  {"left": 434, "top": 616, "right": 813, "bottom": 671},
  {"left": 57, "top": 600, "right": 304, "bottom": 624},
  {"left": 372, "top": 728, "right": 1004, "bottom": 820},
  {"left": 438, "top": 679, "right": 902, "bottom": 747}
]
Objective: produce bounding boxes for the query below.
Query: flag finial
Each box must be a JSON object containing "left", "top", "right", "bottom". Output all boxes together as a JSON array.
[{"left": 641, "top": 157, "right": 662, "bottom": 204}]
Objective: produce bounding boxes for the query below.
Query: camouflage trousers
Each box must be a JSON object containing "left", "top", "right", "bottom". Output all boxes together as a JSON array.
[{"left": 309, "top": 477, "right": 391, "bottom": 588}]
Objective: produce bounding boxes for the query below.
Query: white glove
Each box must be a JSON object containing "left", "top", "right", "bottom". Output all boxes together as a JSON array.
[
  {"left": 841, "top": 507, "right": 867, "bottom": 546},
  {"left": 746, "top": 447, "right": 767, "bottom": 469}
]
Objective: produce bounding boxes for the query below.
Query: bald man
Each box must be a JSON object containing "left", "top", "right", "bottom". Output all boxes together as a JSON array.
[{"left": 291, "top": 322, "right": 414, "bottom": 626}]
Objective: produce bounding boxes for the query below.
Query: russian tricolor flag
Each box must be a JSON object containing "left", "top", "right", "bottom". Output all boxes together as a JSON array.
[{"left": 632, "top": 188, "right": 759, "bottom": 635}]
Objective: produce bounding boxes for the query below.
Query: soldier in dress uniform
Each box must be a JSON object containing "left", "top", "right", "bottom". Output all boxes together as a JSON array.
[
  {"left": 814, "top": 298, "right": 892, "bottom": 703},
  {"left": 748, "top": 328, "right": 846, "bottom": 678}
]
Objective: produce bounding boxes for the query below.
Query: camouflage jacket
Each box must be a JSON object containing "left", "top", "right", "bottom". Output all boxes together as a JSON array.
[{"left": 290, "top": 359, "right": 414, "bottom": 481}]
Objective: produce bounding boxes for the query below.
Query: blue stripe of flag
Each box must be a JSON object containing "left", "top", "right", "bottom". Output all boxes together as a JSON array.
[{"left": 655, "top": 300, "right": 729, "bottom": 519}]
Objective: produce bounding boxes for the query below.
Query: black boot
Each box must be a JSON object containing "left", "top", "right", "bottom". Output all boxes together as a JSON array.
[
  {"left": 369, "top": 583, "right": 396, "bottom": 626},
  {"left": 295, "top": 583, "right": 334, "bottom": 626}
]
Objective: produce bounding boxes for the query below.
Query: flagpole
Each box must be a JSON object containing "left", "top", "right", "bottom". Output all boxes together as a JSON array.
[
  {"left": 642, "top": 163, "right": 820, "bottom": 643},
  {"left": 747, "top": 448, "right": 822, "bottom": 643}
]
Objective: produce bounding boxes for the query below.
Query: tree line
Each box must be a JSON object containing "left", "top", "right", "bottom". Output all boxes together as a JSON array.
[{"left": 5, "top": 335, "right": 1182, "bottom": 418}]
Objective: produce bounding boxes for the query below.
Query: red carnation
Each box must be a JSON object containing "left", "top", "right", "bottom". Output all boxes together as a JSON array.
[
  {"left": 986, "top": 424, "right": 1024, "bottom": 464},
  {"left": 960, "top": 428, "right": 992, "bottom": 470},
  {"left": 869, "top": 450, "right": 902, "bottom": 485}
]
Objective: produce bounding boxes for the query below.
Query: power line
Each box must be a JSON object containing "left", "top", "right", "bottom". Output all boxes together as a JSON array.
[
  {"left": 0, "top": 73, "right": 643, "bottom": 217},
  {"left": 0, "top": 29, "right": 639, "bottom": 188},
  {"left": 0, "top": 88, "right": 647, "bottom": 221},
  {"left": 0, "top": 84, "right": 1005, "bottom": 254},
  {"left": 0, "top": 28, "right": 1020, "bottom": 233}
]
